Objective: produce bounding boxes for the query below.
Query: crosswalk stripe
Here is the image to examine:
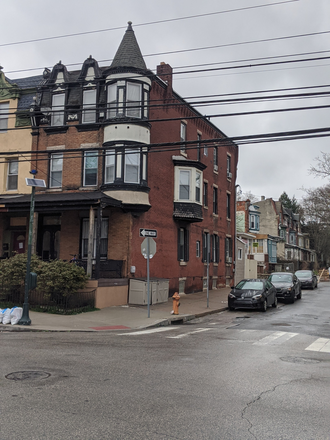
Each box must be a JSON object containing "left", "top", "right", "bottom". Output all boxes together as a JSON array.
[
  {"left": 305, "top": 338, "right": 330, "bottom": 353},
  {"left": 253, "top": 331, "right": 298, "bottom": 346},
  {"left": 117, "top": 327, "right": 176, "bottom": 336},
  {"left": 166, "top": 328, "right": 211, "bottom": 339}
]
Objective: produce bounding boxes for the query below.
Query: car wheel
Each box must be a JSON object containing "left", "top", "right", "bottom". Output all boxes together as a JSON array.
[
  {"left": 289, "top": 292, "right": 295, "bottom": 304},
  {"left": 228, "top": 305, "right": 235, "bottom": 311},
  {"left": 272, "top": 295, "right": 278, "bottom": 308},
  {"left": 297, "top": 288, "right": 302, "bottom": 299},
  {"left": 315, "top": 283, "right": 318, "bottom": 289},
  {"left": 262, "top": 299, "right": 267, "bottom": 312}
]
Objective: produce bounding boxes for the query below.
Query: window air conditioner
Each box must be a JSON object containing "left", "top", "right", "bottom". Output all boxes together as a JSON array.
[
  {"left": 226, "top": 256, "right": 232, "bottom": 263},
  {"left": 227, "top": 172, "right": 232, "bottom": 179},
  {"left": 214, "top": 165, "right": 218, "bottom": 171}
]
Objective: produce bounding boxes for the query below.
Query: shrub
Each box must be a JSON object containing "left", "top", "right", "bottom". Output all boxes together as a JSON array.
[{"left": 0, "top": 253, "right": 45, "bottom": 290}]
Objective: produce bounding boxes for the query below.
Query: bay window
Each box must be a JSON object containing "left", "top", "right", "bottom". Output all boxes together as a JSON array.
[
  {"left": 125, "top": 149, "right": 140, "bottom": 183},
  {"left": 107, "top": 81, "right": 144, "bottom": 119},
  {"left": 105, "top": 151, "right": 115, "bottom": 183}
]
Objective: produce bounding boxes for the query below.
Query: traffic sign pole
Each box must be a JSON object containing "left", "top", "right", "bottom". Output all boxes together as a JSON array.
[{"left": 147, "top": 238, "right": 150, "bottom": 318}]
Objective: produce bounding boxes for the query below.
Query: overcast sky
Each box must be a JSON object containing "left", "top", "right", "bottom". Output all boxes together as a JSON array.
[{"left": 1, "top": 0, "right": 329, "bottom": 203}]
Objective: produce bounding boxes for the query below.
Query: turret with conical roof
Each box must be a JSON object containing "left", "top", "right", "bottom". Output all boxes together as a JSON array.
[{"left": 110, "top": 22, "right": 147, "bottom": 71}]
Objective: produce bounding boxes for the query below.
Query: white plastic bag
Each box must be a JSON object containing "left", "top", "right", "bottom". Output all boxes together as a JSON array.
[
  {"left": 2, "top": 308, "right": 13, "bottom": 325},
  {"left": 11, "top": 307, "right": 23, "bottom": 325},
  {"left": 0, "top": 308, "right": 5, "bottom": 324}
]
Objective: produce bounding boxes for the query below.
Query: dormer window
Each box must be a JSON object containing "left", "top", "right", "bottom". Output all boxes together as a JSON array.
[
  {"left": 51, "top": 93, "right": 65, "bottom": 126},
  {"left": 82, "top": 89, "right": 96, "bottom": 123},
  {"left": 107, "top": 80, "right": 145, "bottom": 119}
]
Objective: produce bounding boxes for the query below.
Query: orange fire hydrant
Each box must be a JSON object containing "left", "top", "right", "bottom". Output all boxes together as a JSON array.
[{"left": 172, "top": 292, "right": 180, "bottom": 315}]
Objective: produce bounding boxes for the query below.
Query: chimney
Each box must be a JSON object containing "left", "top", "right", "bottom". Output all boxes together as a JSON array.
[
  {"left": 261, "top": 196, "right": 265, "bottom": 201},
  {"left": 157, "top": 62, "right": 173, "bottom": 95}
]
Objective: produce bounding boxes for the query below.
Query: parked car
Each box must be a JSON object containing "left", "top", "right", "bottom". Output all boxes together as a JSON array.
[
  {"left": 295, "top": 270, "right": 318, "bottom": 289},
  {"left": 228, "top": 279, "right": 277, "bottom": 312},
  {"left": 268, "top": 272, "right": 301, "bottom": 303}
]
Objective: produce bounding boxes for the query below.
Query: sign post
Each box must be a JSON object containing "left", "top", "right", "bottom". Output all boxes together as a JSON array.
[
  {"left": 141, "top": 233, "right": 157, "bottom": 318},
  {"left": 19, "top": 171, "right": 46, "bottom": 325}
]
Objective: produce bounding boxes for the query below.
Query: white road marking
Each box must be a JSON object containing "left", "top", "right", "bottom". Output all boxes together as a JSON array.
[
  {"left": 166, "top": 328, "right": 211, "bottom": 339},
  {"left": 117, "top": 327, "right": 176, "bottom": 336},
  {"left": 305, "top": 338, "right": 330, "bottom": 353},
  {"left": 253, "top": 331, "right": 298, "bottom": 346}
]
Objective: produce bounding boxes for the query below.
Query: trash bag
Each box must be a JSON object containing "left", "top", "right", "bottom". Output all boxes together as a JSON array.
[
  {"left": 11, "top": 307, "right": 23, "bottom": 325},
  {"left": 0, "top": 308, "right": 6, "bottom": 324},
  {"left": 2, "top": 308, "right": 13, "bottom": 325}
]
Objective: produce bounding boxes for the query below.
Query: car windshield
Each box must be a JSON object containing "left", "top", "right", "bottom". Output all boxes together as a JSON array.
[
  {"left": 236, "top": 280, "right": 263, "bottom": 291},
  {"left": 295, "top": 271, "right": 312, "bottom": 278},
  {"left": 270, "top": 274, "right": 292, "bottom": 283}
]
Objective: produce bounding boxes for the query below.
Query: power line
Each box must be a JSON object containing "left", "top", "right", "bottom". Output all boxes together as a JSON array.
[{"left": 0, "top": 0, "right": 298, "bottom": 49}]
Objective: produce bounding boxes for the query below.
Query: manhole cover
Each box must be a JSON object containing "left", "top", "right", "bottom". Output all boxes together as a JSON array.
[
  {"left": 280, "top": 356, "right": 320, "bottom": 364},
  {"left": 5, "top": 371, "right": 51, "bottom": 381},
  {"left": 272, "top": 323, "right": 291, "bottom": 326}
]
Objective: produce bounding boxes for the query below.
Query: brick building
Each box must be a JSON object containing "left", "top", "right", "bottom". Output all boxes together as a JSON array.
[{"left": 0, "top": 23, "right": 238, "bottom": 305}]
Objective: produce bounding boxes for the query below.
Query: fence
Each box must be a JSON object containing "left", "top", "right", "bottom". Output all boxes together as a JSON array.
[{"left": 0, "top": 287, "right": 96, "bottom": 314}]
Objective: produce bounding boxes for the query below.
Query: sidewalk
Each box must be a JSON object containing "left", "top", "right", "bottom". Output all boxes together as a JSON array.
[{"left": 1, "top": 288, "right": 231, "bottom": 332}]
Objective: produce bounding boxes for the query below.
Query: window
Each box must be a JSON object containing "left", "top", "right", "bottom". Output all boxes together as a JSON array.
[
  {"left": 178, "top": 227, "right": 189, "bottom": 261},
  {"left": 126, "top": 82, "right": 141, "bottom": 118},
  {"left": 249, "top": 214, "right": 259, "bottom": 230},
  {"left": 0, "top": 102, "right": 9, "bottom": 132},
  {"left": 225, "top": 237, "right": 233, "bottom": 262},
  {"left": 105, "top": 150, "right": 115, "bottom": 183},
  {"left": 82, "top": 218, "right": 109, "bottom": 259},
  {"left": 197, "top": 133, "right": 201, "bottom": 161},
  {"left": 227, "top": 193, "right": 231, "bottom": 219},
  {"left": 49, "top": 153, "right": 63, "bottom": 188},
  {"left": 250, "top": 239, "right": 263, "bottom": 253},
  {"left": 195, "top": 171, "right": 201, "bottom": 203},
  {"left": 7, "top": 159, "right": 18, "bottom": 190},
  {"left": 213, "top": 147, "right": 218, "bottom": 171},
  {"left": 83, "top": 151, "right": 98, "bottom": 186},
  {"left": 204, "top": 144, "right": 208, "bottom": 156},
  {"left": 107, "top": 81, "right": 143, "bottom": 119},
  {"left": 202, "top": 232, "right": 210, "bottom": 263},
  {"left": 212, "top": 234, "right": 219, "bottom": 263},
  {"left": 107, "top": 83, "right": 117, "bottom": 118},
  {"left": 196, "top": 240, "right": 200, "bottom": 258},
  {"left": 238, "top": 248, "right": 243, "bottom": 260},
  {"left": 213, "top": 187, "right": 218, "bottom": 214},
  {"left": 180, "top": 122, "right": 186, "bottom": 153},
  {"left": 227, "top": 155, "right": 231, "bottom": 178},
  {"left": 125, "top": 149, "right": 140, "bottom": 183},
  {"left": 82, "top": 89, "right": 96, "bottom": 123},
  {"left": 203, "top": 182, "right": 208, "bottom": 207},
  {"left": 51, "top": 93, "right": 65, "bottom": 126},
  {"left": 179, "top": 170, "right": 190, "bottom": 200}
]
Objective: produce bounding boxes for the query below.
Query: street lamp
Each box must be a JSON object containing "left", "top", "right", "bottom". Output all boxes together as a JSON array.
[{"left": 18, "top": 170, "right": 45, "bottom": 325}]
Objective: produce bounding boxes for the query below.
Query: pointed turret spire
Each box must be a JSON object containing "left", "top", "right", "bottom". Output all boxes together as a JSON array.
[{"left": 110, "top": 22, "right": 147, "bottom": 70}]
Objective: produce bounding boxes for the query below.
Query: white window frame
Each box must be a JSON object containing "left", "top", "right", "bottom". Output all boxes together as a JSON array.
[
  {"left": 51, "top": 93, "right": 65, "bottom": 126},
  {"left": 49, "top": 153, "right": 63, "bottom": 188},
  {"left": 175, "top": 167, "right": 203, "bottom": 204},
  {"left": 107, "top": 83, "right": 117, "bottom": 118},
  {"left": 196, "top": 240, "right": 200, "bottom": 258},
  {"left": 83, "top": 151, "right": 98, "bottom": 186},
  {"left": 105, "top": 150, "right": 115, "bottom": 184},
  {"left": 7, "top": 159, "right": 18, "bottom": 190},
  {"left": 0, "top": 102, "right": 9, "bottom": 132},
  {"left": 126, "top": 82, "right": 142, "bottom": 118},
  {"left": 82, "top": 89, "right": 96, "bottom": 123},
  {"left": 124, "top": 148, "right": 140, "bottom": 183}
]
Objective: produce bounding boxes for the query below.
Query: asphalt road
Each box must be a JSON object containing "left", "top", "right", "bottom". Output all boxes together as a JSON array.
[{"left": 1, "top": 284, "right": 330, "bottom": 439}]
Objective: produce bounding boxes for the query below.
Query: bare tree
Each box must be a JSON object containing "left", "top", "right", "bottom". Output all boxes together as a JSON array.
[{"left": 309, "top": 151, "right": 330, "bottom": 179}]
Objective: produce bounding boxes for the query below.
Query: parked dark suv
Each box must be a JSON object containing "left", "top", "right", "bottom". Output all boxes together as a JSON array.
[{"left": 268, "top": 272, "right": 301, "bottom": 303}]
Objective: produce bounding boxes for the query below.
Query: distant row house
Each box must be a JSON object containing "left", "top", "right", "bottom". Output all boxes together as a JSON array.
[{"left": 236, "top": 196, "right": 316, "bottom": 280}]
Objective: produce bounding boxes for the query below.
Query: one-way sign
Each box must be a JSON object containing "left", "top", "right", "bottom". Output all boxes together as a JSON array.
[{"left": 139, "top": 228, "right": 157, "bottom": 238}]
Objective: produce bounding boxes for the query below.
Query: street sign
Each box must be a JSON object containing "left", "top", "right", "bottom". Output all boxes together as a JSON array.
[
  {"left": 25, "top": 178, "right": 46, "bottom": 187},
  {"left": 141, "top": 237, "right": 156, "bottom": 259},
  {"left": 139, "top": 228, "right": 157, "bottom": 238}
]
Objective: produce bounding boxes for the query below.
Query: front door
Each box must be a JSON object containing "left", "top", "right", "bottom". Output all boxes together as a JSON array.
[{"left": 37, "top": 215, "right": 61, "bottom": 260}]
